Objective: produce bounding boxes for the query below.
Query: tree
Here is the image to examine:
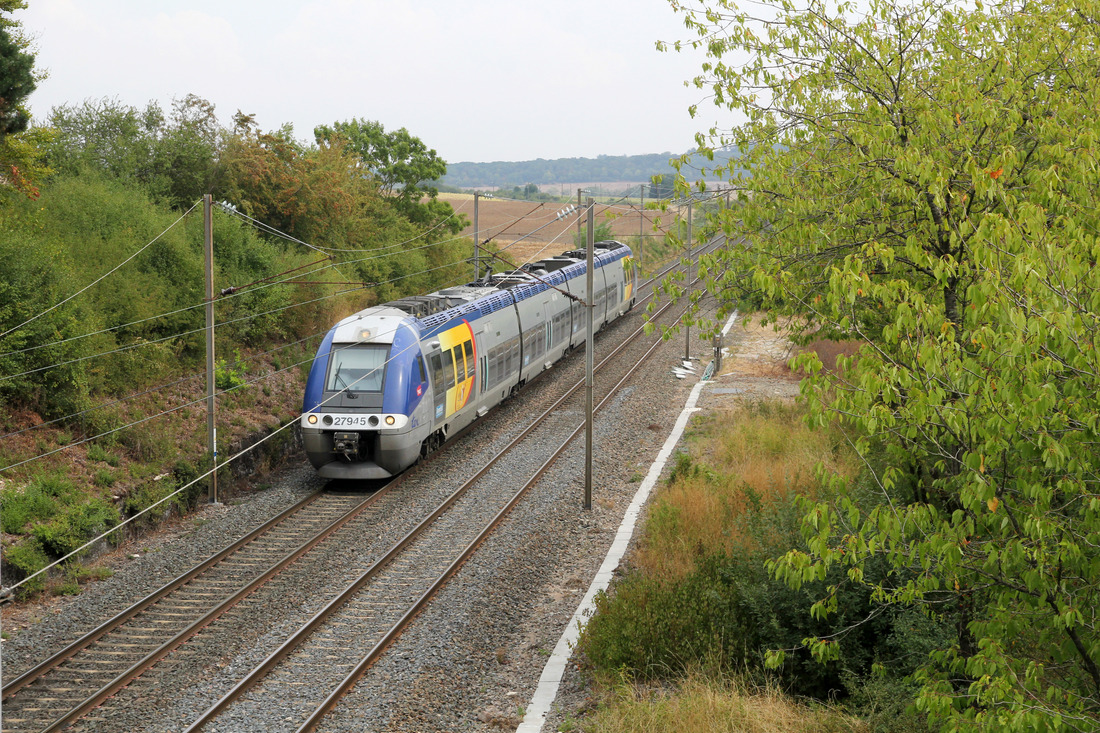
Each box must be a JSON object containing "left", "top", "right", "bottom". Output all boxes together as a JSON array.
[
  {"left": 0, "top": 0, "right": 49, "bottom": 199},
  {"left": 47, "top": 95, "right": 219, "bottom": 208},
  {"left": 0, "top": 23, "right": 32, "bottom": 134},
  {"left": 314, "top": 118, "right": 463, "bottom": 235},
  {"left": 666, "top": 0, "right": 1100, "bottom": 729}
]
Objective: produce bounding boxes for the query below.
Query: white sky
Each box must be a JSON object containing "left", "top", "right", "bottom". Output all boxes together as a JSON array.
[{"left": 13, "top": 0, "right": 719, "bottom": 164}]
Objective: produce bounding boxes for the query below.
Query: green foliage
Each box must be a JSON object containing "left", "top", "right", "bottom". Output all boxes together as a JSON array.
[
  {"left": 31, "top": 496, "right": 118, "bottom": 556},
  {"left": 117, "top": 421, "right": 175, "bottom": 464},
  {"left": 578, "top": 493, "right": 949, "bottom": 703},
  {"left": 0, "top": 18, "right": 34, "bottom": 136},
  {"left": 123, "top": 477, "right": 182, "bottom": 526},
  {"left": 0, "top": 170, "right": 320, "bottom": 417},
  {"left": 0, "top": 474, "right": 79, "bottom": 533},
  {"left": 0, "top": 3, "right": 48, "bottom": 201},
  {"left": 4, "top": 537, "right": 49, "bottom": 594},
  {"left": 46, "top": 94, "right": 219, "bottom": 208},
  {"left": 215, "top": 350, "right": 247, "bottom": 390},
  {"left": 667, "top": 0, "right": 1100, "bottom": 728},
  {"left": 0, "top": 210, "right": 92, "bottom": 417},
  {"left": 87, "top": 443, "right": 120, "bottom": 466},
  {"left": 572, "top": 220, "right": 615, "bottom": 248},
  {"left": 53, "top": 578, "right": 81, "bottom": 595},
  {"left": 314, "top": 118, "right": 465, "bottom": 235}
]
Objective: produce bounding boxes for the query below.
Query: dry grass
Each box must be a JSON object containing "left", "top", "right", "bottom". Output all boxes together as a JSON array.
[
  {"left": 796, "top": 339, "right": 863, "bottom": 375},
  {"left": 632, "top": 402, "right": 858, "bottom": 582},
  {"left": 589, "top": 668, "right": 867, "bottom": 733}
]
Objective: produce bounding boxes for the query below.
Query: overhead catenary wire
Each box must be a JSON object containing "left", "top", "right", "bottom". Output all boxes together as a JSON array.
[
  {"left": 1, "top": 202, "right": 557, "bottom": 365},
  {"left": 0, "top": 256, "right": 333, "bottom": 360},
  {"left": 220, "top": 196, "right": 473, "bottom": 255},
  {"left": 0, "top": 219, "right": 605, "bottom": 474},
  {"left": 3, "top": 225, "right": 558, "bottom": 384},
  {"left": 0, "top": 200, "right": 201, "bottom": 343},
  {"left": 1, "top": 197, "right": 569, "bottom": 361},
  {"left": 0, "top": 246, "right": 506, "bottom": 471},
  {"left": 0, "top": 330, "right": 335, "bottom": 475},
  {"left": 3, "top": 244, "right": 687, "bottom": 593},
  {"left": 0, "top": 328, "right": 330, "bottom": 444},
  {"left": 0, "top": 200, "right": 588, "bottom": 476}
]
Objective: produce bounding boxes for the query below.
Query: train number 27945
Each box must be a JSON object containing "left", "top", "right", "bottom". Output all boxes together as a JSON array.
[{"left": 329, "top": 415, "right": 372, "bottom": 426}]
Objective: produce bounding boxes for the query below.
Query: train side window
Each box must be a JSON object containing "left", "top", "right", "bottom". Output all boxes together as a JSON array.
[
  {"left": 430, "top": 353, "right": 444, "bottom": 387},
  {"left": 452, "top": 345, "right": 465, "bottom": 382},
  {"left": 464, "top": 341, "right": 475, "bottom": 379},
  {"left": 415, "top": 355, "right": 426, "bottom": 383},
  {"left": 442, "top": 349, "right": 456, "bottom": 390}
]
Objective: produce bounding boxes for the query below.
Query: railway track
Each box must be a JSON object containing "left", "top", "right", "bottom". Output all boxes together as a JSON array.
[
  {"left": 187, "top": 283, "right": 684, "bottom": 733},
  {"left": 1, "top": 246, "right": 713, "bottom": 733}
]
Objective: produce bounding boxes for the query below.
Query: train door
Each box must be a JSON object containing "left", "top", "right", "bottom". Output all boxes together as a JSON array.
[
  {"left": 475, "top": 328, "right": 489, "bottom": 416},
  {"left": 427, "top": 348, "right": 447, "bottom": 422}
]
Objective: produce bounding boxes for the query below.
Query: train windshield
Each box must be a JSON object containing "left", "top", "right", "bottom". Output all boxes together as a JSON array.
[{"left": 326, "top": 344, "right": 389, "bottom": 392}]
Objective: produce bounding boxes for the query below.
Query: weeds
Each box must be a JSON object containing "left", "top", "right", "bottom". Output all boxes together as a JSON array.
[{"left": 585, "top": 667, "right": 866, "bottom": 733}]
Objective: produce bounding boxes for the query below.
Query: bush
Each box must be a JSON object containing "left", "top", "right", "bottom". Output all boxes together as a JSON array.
[
  {"left": 1, "top": 485, "right": 57, "bottom": 534},
  {"left": 215, "top": 351, "right": 248, "bottom": 390},
  {"left": 0, "top": 474, "right": 78, "bottom": 533},
  {"left": 124, "top": 478, "right": 183, "bottom": 526},
  {"left": 87, "top": 443, "right": 121, "bottom": 466},
  {"left": 5, "top": 538, "right": 50, "bottom": 595},
  {"left": 31, "top": 497, "right": 119, "bottom": 557}
]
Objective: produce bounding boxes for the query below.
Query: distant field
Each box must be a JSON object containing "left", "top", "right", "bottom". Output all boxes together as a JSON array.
[{"left": 439, "top": 193, "right": 673, "bottom": 264}]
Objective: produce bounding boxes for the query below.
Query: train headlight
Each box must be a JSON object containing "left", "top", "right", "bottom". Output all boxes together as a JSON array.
[
  {"left": 385, "top": 415, "right": 396, "bottom": 426},
  {"left": 307, "top": 414, "right": 318, "bottom": 425}
]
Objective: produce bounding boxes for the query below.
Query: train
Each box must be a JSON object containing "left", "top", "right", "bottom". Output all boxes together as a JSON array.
[{"left": 300, "top": 241, "right": 638, "bottom": 479}]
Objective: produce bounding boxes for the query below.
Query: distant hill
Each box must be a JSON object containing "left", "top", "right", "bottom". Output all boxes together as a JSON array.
[{"left": 441, "top": 149, "right": 744, "bottom": 190}]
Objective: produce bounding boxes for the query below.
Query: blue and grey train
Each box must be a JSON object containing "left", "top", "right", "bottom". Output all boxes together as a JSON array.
[{"left": 300, "top": 241, "right": 638, "bottom": 479}]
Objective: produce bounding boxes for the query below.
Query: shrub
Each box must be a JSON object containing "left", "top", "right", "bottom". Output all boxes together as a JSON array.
[
  {"left": 117, "top": 422, "right": 174, "bottom": 463},
  {"left": 5, "top": 538, "right": 50, "bottom": 595},
  {"left": 215, "top": 350, "right": 248, "bottom": 390},
  {"left": 31, "top": 497, "right": 119, "bottom": 557},
  {"left": 1, "top": 485, "right": 57, "bottom": 533},
  {"left": 0, "top": 474, "right": 77, "bottom": 533},
  {"left": 124, "top": 478, "right": 184, "bottom": 526}
]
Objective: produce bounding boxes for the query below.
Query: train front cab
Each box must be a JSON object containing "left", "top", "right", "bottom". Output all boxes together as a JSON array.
[{"left": 301, "top": 314, "right": 431, "bottom": 479}]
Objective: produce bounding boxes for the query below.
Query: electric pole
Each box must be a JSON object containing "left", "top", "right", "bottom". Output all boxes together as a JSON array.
[
  {"left": 584, "top": 198, "right": 595, "bottom": 511},
  {"left": 203, "top": 195, "right": 218, "bottom": 504},
  {"left": 685, "top": 200, "right": 692, "bottom": 361},
  {"left": 473, "top": 191, "right": 480, "bottom": 280}
]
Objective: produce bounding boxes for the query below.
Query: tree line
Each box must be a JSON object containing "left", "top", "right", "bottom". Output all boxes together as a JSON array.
[{"left": 441, "top": 149, "right": 747, "bottom": 189}]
